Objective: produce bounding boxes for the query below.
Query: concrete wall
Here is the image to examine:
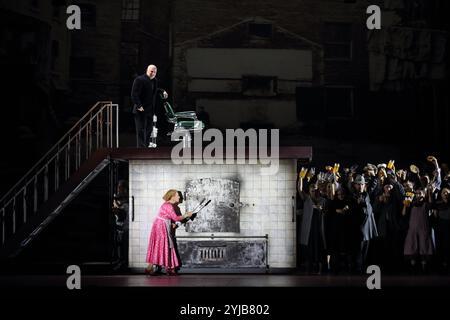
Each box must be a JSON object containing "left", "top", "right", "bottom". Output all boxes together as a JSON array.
[{"left": 128, "top": 159, "right": 297, "bottom": 269}]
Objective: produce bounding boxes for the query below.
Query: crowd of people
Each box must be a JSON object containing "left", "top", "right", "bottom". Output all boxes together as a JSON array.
[{"left": 297, "top": 156, "right": 450, "bottom": 275}]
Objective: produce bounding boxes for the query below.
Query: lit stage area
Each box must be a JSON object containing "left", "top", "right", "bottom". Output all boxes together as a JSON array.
[{"left": 118, "top": 146, "right": 312, "bottom": 273}]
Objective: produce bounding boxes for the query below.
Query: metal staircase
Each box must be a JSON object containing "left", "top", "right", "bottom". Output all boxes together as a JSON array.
[{"left": 0, "top": 101, "right": 119, "bottom": 259}]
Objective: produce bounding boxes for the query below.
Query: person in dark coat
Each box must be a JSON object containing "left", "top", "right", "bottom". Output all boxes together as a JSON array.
[
  {"left": 298, "top": 175, "right": 327, "bottom": 274},
  {"left": 327, "top": 187, "right": 352, "bottom": 273},
  {"left": 431, "top": 188, "right": 450, "bottom": 273},
  {"left": 170, "top": 191, "right": 186, "bottom": 273},
  {"left": 402, "top": 188, "right": 434, "bottom": 274},
  {"left": 348, "top": 175, "right": 378, "bottom": 274},
  {"left": 131, "top": 65, "right": 168, "bottom": 147},
  {"left": 372, "top": 179, "right": 406, "bottom": 273},
  {"left": 112, "top": 180, "right": 129, "bottom": 270}
]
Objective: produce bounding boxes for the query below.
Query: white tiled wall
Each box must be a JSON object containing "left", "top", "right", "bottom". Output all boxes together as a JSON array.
[{"left": 128, "top": 160, "right": 297, "bottom": 269}]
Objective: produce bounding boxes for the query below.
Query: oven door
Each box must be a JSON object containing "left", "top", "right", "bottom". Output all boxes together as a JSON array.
[{"left": 185, "top": 178, "right": 240, "bottom": 233}]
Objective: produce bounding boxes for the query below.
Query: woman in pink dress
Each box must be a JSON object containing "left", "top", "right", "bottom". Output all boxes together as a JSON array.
[{"left": 145, "top": 189, "right": 192, "bottom": 275}]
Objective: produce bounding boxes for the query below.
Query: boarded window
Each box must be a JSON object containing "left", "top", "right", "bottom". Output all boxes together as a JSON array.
[{"left": 242, "top": 76, "right": 277, "bottom": 97}]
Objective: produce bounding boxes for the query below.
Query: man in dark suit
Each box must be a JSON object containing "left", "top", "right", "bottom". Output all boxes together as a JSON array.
[{"left": 131, "top": 65, "right": 168, "bottom": 147}]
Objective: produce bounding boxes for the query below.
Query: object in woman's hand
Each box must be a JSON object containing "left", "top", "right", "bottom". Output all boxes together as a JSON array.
[
  {"left": 378, "top": 168, "right": 387, "bottom": 178},
  {"left": 404, "top": 192, "right": 415, "bottom": 206},
  {"left": 405, "top": 192, "right": 415, "bottom": 199},
  {"left": 333, "top": 163, "right": 340, "bottom": 174},
  {"left": 410, "top": 164, "right": 419, "bottom": 174},
  {"left": 306, "top": 168, "right": 315, "bottom": 181},
  {"left": 427, "top": 156, "right": 437, "bottom": 162},
  {"left": 396, "top": 169, "right": 405, "bottom": 178},
  {"left": 387, "top": 160, "right": 395, "bottom": 170},
  {"left": 299, "top": 167, "right": 308, "bottom": 179}
]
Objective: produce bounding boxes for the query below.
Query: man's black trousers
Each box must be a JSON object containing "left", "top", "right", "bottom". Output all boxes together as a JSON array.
[{"left": 134, "top": 112, "right": 152, "bottom": 147}]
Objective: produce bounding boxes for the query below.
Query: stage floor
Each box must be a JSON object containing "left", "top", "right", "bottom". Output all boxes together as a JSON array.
[{"left": 1, "top": 274, "right": 450, "bottom": 287}]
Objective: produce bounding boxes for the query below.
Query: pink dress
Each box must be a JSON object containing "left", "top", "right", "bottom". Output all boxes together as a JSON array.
[{"left": 146, "top": 202, "right": 184, "bottom": 269}]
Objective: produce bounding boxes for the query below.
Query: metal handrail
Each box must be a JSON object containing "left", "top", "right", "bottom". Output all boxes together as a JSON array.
[
  {"left": 0, "top": 101, "right": 113, "bottom": 205},
  {"left": 0, "top": 101, "right": 119, "bottom": 247}
]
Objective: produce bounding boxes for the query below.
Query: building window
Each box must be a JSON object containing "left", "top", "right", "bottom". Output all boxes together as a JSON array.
[
  {"left": 76, "top": 3, "right": 96, "bottom": 27},
  {"left": 248, "top": 23, "right": 272, "bottom": 38},
  {"left": 242, "top": 76, "right": 277, "bottom": 97},
  {"left": 323, "top": 23, "right": 352, "bottom": 60},
  {"left": 70, "top": 57, "right": 95, "bottom": 78},
  {"left": 325, "top": 87, "right": 354, "bottom": 118},
  {"left": 122, "top": 0, "right": 140, "bottom": 21},
  {"left": 120, "top": 42, "right": 140, "bottom": 80}
]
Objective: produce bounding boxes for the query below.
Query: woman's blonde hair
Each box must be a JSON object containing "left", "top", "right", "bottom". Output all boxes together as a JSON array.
[{"left": 163, "top": 189, "right": 178, "bottom": 201}]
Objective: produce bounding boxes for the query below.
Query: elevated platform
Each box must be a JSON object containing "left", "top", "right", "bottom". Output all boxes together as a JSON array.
[{"left": 110, "top": 146, "right": 313, "bottom": 161}]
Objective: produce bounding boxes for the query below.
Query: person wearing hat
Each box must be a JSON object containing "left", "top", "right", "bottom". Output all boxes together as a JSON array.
[
  {"left": 348, "top": 175, "right": 378, "bottom": 274},
  {"left": 363, "top": 164, "right": 377, "bottom": 177},
  {"left": 363, "top": 164, "right": 382, "bottom": 202}
]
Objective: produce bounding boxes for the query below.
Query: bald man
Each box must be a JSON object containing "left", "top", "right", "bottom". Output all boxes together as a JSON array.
[{"left": 131, "top": 65, "right": 168, "bottom": 147}]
